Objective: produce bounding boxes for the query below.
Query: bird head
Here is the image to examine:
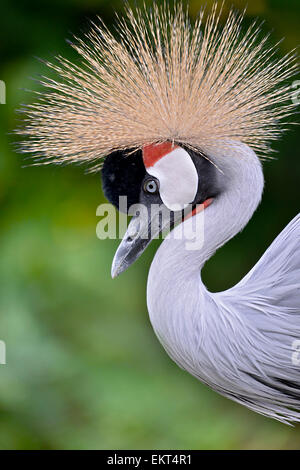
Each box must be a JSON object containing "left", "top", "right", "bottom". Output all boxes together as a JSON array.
[
  {"left": 101, "top": 141, "right": 218, "bottom": 277},
  {"left": 16, "top": 3, "right": 298, "bottom": 277}
]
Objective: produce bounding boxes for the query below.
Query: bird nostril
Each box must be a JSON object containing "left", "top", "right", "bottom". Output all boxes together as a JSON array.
[{"left": 127, "top": 230, "right": 139, "bottom": 243}]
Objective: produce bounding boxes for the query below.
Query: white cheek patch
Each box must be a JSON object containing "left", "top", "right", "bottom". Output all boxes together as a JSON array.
[{"left": 146, "top": 147, "right": 198, "bottom": 211}]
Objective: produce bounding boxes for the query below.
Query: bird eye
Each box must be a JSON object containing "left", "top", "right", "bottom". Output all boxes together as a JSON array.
[{"left": 143, "top": 178, "right": 159, "bottom": 194}]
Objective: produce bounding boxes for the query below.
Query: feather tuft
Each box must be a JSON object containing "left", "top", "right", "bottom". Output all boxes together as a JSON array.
[{"left": 16, "top": 3, "right": 298, "bottom": 171}]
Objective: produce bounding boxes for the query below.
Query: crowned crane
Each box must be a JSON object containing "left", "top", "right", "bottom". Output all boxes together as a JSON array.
[{"left": 17, "top": 4, "right": 300, "bottom": 424}]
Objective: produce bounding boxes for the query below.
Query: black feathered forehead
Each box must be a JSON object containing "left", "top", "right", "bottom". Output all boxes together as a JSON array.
[{"left": 101, "top": 149, "right": 145, "bottom": 211}]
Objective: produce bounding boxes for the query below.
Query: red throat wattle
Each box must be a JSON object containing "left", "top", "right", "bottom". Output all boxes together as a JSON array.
[{"left": 184, "top": 198, "right": 213, "bottom": 221}]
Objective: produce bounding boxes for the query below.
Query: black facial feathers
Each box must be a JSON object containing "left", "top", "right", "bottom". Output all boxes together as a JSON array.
[
  {"left": 101, "top": 149, "right": 146, "bottom": 212},
  {"left": 101, "top": 145, "right": 220, "bottom": 212},
  {"left": 184, "top": 147, "right": 220, "bottom": 205}
]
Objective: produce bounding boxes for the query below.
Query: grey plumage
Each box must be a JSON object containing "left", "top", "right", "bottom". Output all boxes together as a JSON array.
[{"left": 146, "top": 143, "right": 300, "bottom": 424}]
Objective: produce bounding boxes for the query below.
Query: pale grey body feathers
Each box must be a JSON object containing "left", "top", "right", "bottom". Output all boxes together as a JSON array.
[{"left": 147, "top": 143, "right": 300, "bottom": 424}]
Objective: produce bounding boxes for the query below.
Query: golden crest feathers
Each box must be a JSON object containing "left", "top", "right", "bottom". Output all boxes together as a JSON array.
[{"left": 17, "top": 3, "right": 298, "bottom": 170}]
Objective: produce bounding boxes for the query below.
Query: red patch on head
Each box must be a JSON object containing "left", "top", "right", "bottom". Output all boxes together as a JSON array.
[{"left": 143, "top": 142, "right": 178, "bottom": 168}]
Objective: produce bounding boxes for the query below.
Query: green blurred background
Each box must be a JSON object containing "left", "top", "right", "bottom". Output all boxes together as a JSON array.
[{"left": 0, "top": 0, "right": 299, "bottom": 450}]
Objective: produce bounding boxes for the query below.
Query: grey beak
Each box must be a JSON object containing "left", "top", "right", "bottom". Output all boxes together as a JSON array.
[
  {"left": 111, "top": 214, "right": 151, "bottom": 278},
  {"left": 111, "top": 203, "right": 179, "bottom": 278}
]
